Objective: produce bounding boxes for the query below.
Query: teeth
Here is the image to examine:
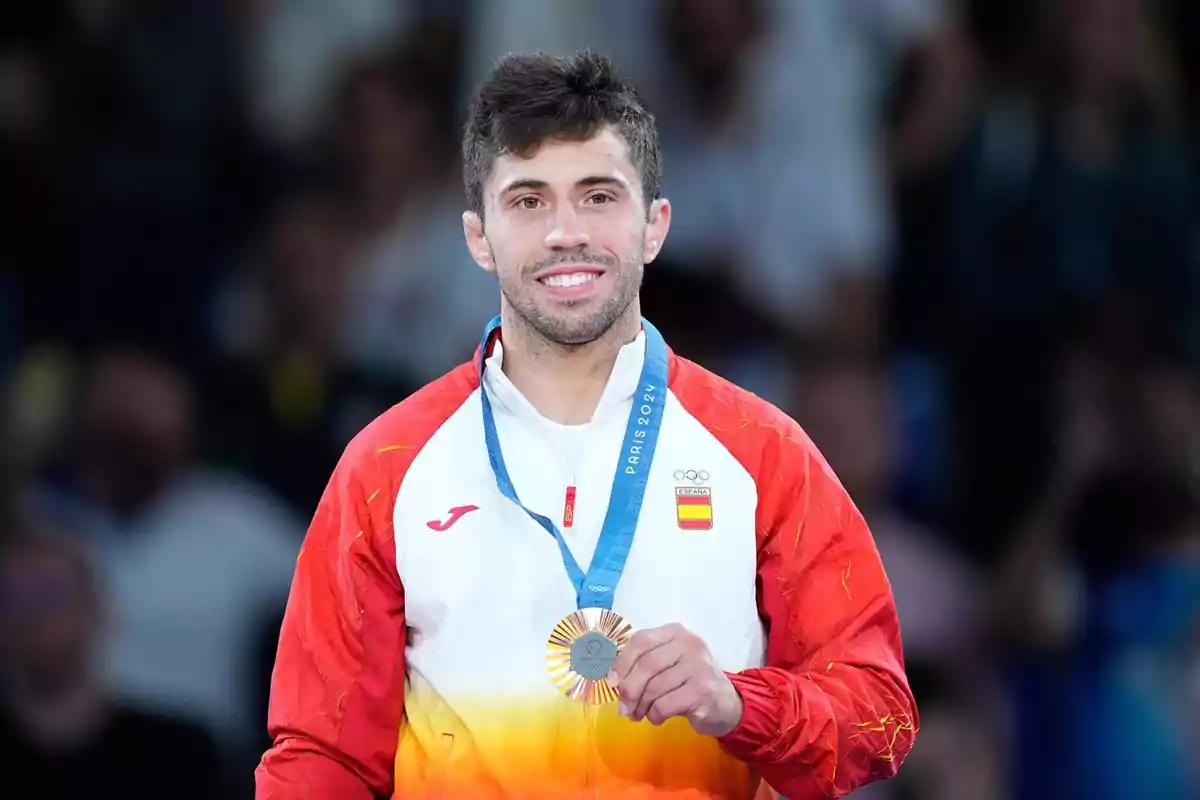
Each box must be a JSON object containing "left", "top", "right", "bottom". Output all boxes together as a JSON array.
[{"left": 542, "top": 272, "right": 598, "bottom": 288}]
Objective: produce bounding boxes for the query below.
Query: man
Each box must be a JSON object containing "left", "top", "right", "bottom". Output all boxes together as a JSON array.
[
  {"left": 0, "top": 531, "right": 222, "bottom": 799},
  {"left": 257, "top": 51, "right": 916, "bottom": 800}
]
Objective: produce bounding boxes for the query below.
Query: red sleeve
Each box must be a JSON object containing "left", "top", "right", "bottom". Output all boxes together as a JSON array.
[
  {"left": 256, "top": 366, "right": 477, "bottom": 800},
  {"left": 672, "top": 361, "right": 917, "bottom": 799},
  {"left": 255, "top": 450, "right": 405, "bottom": 800}
]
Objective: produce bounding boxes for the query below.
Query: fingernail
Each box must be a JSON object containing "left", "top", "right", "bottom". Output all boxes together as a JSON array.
[
  {"left": 618, "top": 702, "right": 630, "bottom": 717},
  {"left": 607, "top": 671, "right": 619, "bottom": 687}
]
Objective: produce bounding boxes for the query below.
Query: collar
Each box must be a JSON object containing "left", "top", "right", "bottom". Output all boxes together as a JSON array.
[{"left": 481, "top": 330, "right": 648, "bottom": 428}]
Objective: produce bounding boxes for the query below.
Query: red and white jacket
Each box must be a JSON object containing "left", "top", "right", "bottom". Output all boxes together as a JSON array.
[{"left": 257, "top": 331, "right": 917, "bottom": 799}]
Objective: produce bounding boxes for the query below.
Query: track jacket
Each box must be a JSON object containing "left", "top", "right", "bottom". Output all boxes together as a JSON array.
[{"left": 256, "top": 327, "right": 917, "bottom": 799}]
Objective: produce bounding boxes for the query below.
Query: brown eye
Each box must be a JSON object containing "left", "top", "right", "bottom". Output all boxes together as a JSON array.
[{"left": 519, "top": 196, "right": 542, "bottom": 210}]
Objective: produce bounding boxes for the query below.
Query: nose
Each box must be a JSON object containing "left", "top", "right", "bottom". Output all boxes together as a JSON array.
[{"left": 544, "top": 206, "right": 590, "bottom": 250}]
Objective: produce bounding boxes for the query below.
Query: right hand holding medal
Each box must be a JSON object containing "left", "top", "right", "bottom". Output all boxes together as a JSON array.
[{"left": 607, "top": 623, "right": 744, "bottom": 737}]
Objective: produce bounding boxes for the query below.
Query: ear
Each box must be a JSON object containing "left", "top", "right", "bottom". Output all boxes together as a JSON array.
[
  {"left": 642, "top": 198, "right": 671, "bottom": 264},
  {"left": 463, "top": 211, "right": 494, "bottom": 273}
]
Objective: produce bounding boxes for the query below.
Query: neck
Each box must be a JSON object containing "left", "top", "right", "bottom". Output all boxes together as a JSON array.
[{"left": 498, "top": 306, "right": 642, "bottom": 425}]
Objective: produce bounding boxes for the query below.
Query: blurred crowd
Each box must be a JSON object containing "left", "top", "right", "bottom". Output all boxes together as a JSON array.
[{"left": 1, "top": 0, "right": 1199, "bottom": 798}]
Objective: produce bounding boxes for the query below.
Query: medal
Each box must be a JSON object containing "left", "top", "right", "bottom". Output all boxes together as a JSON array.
[
  {"left": 478, "top": 316, "right": 668, "bottom": 704},
  {"left": 546, "top": 608, "right": 634, "bottom": 705}
]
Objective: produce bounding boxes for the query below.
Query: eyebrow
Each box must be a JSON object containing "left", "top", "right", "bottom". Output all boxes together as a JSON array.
[{"left": 498, "top": 175, "right": 630, "bottom": 195}]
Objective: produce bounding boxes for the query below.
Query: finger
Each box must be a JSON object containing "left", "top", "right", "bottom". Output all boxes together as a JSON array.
[
  {"left": 645, "top": 682, "right": 700, "bottom": 727},
  {"left": 611, "top": 624, "right": 680, "bottom": 683},
  {"left": 617, "top": 640, "right": 683, "bottom": 716},
  {"left": 631, "top": 662, "right": 691, "bottom": 722}
]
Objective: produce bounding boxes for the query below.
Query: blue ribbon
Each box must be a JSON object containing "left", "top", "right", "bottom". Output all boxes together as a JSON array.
[{"left": 477, "top": 316, "right": 669, "bottom": 610}]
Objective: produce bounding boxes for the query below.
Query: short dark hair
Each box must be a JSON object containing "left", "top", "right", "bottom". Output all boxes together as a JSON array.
[{"left": 461, "top": 51, "right": 663, "bottom": 216}]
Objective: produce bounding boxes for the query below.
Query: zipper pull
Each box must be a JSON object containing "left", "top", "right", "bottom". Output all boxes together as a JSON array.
[{"left": 563, "top": 485, "right": 577, "bottom": 528}]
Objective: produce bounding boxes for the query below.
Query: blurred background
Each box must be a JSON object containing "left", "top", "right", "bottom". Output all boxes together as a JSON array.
[{"left": 1, "top": 0, "right": 1198, "bottom": 798}]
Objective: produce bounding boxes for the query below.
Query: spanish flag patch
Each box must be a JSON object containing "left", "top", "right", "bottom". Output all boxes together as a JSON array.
[{"left": 675, "top": 486, "right": 713, "bottom": 530}]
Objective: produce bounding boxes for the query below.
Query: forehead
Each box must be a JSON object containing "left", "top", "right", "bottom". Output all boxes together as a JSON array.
[{"left": 488, "top": 128, "right": 641, "bottom": 196}]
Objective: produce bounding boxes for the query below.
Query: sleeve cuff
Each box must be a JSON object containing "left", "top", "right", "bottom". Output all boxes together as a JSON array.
[{"left": 716, "top": 670, "right": 783, "bottom": 762}]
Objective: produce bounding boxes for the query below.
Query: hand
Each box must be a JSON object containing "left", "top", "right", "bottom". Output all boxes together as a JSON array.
[{"left": 608, "top": 623, "right": 743, "bottom": 737}]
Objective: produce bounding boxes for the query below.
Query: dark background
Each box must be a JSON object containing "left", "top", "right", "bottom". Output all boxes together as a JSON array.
[{"left": 1, "top": 1, "right": 1198, "bottom": 798}]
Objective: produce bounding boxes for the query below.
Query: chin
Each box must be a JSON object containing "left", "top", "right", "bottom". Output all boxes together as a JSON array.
[
  {"left": 544, "top": 323, "right": 612, "bottom": 347},
  {"left": 506, "top": 284, "right": 635, "bottom": 348},
  {"left": 530, "top": 309, "right": 619, "bottom": 347}
]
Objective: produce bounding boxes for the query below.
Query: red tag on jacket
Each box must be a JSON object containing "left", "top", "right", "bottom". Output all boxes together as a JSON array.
[{"left": 563, "top": 486, "right": 577, "bottom": 528}]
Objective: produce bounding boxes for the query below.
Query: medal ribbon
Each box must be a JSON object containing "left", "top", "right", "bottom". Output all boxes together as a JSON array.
[{"left": 478, "top": 315, "right": 669, "bottom": 610}]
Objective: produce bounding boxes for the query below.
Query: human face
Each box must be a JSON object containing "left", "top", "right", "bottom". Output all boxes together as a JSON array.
[
  {"left": 463, "top": 128, "right": 671, "bottom": 346},
  {"left": 0, "top": 546, "right": 96, "bottom": 684},
  {"left": 1060, "top": 0, "right": 1142, "bottom": 100}
]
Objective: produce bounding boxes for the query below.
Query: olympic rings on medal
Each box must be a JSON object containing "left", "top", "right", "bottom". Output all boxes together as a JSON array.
[{"left": 672, "top": 469, "right": 710, "bottom": 485}]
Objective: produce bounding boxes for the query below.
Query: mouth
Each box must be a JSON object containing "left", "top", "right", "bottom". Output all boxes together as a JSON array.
[
  {"left": 536, "top": 266, "right": 605, "bottom": 287},
  {"left": 535, "top": 266, "right": 607, "bottom": 299}
]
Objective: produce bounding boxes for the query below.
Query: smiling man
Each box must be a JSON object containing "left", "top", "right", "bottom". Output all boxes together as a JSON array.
[{"left": 256, "top": 51, "right": 916, "bottom": 800}]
